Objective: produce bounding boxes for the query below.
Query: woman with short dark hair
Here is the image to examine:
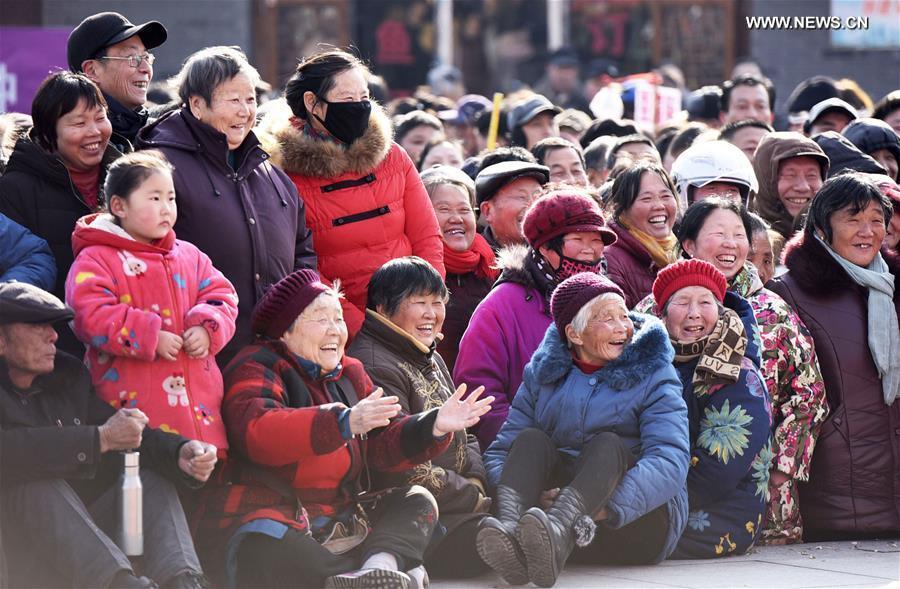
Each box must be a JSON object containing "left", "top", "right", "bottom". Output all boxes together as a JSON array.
[
  {"left": 770, "top": 172, "right": 900, "bottom": 540},
  {"left": 0, "top": 71, "right": 119, "bottom": 354},
  {"left": 137, "top": 46, "right": 316, "bottom": 367},
  {"left": 394, "top": 111, "right": 444, "bottom": 163},
  {"left": 603, "top": 161, "right": 679, "bottom": 308},
  {"left": 349, "top": 257, "right": 491, "bottom": 580}
]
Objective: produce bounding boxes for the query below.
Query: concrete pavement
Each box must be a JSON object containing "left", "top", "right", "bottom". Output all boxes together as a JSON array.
[{"left": 431, "top": 540, "right": 900, "bottom": 588}]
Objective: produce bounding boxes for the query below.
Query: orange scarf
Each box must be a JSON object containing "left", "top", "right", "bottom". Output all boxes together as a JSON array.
[
  {"left": 618, "top": 217, "right": 678, "bottom": 269},
  {"left": 443, "top": 234, "right": 499, "bottom": 280}
]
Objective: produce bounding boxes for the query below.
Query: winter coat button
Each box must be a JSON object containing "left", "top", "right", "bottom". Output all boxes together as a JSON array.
[
  {"left": 589, "top": 378, "right": 597, "bottom": 386},
  {"left": 254, "top": 273, "right": 261, "bottom": 281},
  {"left": 248, "top": 217, "right": 256, "bottom": 225},
  {"left": 77, "top": 452, "right": 87, "bottom": 462},
  {"left": 73, "top": 418, "right": 81, "bottom": 425}
]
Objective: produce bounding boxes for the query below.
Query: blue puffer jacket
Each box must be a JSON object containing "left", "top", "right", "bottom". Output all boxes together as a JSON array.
[
  {"left": 484, "top": 313, "right": 690, "bottom": 563},
  {"left": 0, "top": 212, "right": 55, "bottom": 291}
]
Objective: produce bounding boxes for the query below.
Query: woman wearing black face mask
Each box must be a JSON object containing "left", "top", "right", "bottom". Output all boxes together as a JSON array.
[{"left": 260, "top": 49, "right": 445, "bottom": 338}]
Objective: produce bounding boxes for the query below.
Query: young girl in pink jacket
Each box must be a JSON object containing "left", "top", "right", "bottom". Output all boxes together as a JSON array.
[{"left": 66, "top": 150, "right": 238, "bottom": 455}]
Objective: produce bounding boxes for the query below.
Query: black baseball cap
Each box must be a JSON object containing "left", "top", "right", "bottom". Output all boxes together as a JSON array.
[{"left": 68, "top": 12, "right": 167, "bottom": 72}]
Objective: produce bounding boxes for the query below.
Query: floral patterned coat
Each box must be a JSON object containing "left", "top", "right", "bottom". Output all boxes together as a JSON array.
[
  {"left": 670, "top": 295, "right": 773, "bottom": 559},
  {"left": 636, "top": 263, "right": 828, "bottom": 542}
]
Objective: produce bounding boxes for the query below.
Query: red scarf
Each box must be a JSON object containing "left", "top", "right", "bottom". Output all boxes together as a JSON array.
[
  {"left": 443, "top": 234, "right": 499, "bottom": 280},
  {"left": 67, "top": 166, "right": 101, "bottom": 210}
]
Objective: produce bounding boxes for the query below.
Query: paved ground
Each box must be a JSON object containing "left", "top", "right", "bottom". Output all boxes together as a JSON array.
[{"left": 431, "top": 540, "right": 900, "bottom": 589}]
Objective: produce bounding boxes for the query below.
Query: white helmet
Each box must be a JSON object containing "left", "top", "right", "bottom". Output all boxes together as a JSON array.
[{"left": 670, "top": 140, "right": 759, "bottom": 210}]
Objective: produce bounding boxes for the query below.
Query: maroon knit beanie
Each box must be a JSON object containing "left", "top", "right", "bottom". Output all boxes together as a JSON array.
[
  {"left": 652, "top": 259, "right": 727, "bottom": 311},
  {"left": 251, "top": 269, "right": 330, "bottom": 338},
  {"left": 522, "top": 191, "right": 617, "bottom": 250},
  {"left": 550, "top": 272, "right": 626, "bottom": 337}
]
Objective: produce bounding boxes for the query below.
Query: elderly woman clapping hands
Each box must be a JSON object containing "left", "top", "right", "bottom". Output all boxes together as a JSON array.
[
  {"left": 479, "top": 273, "right": 689, "bottom": 588},
  {"left": 201, "top": 269, "right": 491, "bottom": 589}
]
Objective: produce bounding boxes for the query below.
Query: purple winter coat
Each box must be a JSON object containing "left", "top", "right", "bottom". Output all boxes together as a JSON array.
[
  {"left": 604, "top": 221, "right": 661, "bottom": 309},
  {"left": 453, "top": 245, "right": 552, "bottom": 451},
  {"left": 136, "top": 108, "right": 316, "bottom": 366}
]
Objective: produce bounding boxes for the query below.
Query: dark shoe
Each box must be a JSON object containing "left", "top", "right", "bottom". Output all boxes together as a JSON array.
[
  {"left": 475, "top": 485, "right": 529, "bottom": 585},
  {"left": 324, "top": 568, "right": 411, "bottom": 589},
  {"left": 516, "top": 487, "right": 596, "bottom": 588}
]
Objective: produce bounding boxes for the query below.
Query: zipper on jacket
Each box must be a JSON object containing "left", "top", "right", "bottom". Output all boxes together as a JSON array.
[{"left": 162, "top": 256, "right": 203, "bottom": 442}]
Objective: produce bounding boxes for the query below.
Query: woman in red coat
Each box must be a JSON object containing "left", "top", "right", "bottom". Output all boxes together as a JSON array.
[{"left": 262, "top": 49, "right": 445, "bottom": 336}]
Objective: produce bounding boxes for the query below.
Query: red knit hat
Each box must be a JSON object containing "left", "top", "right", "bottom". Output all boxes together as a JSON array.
[
  {"left": 652, "top": 259, "right": 727, "bottom": 311},
  {"left": 522, "top": 191, "right": 617, "bottom": 250},
  {"left": 550, "top": 272, "right": 625, "bottom": 337},
  {"left": 251, "top": 269, "right": 330, "bottom": 338}
]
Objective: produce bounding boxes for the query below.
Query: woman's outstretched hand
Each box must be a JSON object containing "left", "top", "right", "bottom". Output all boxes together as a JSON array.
[
  {"left": 433, "top": 383, "right": 494, "bottom": 437},
  {"left": 350, "top": 387, "right": 402, "bottom": 436}
]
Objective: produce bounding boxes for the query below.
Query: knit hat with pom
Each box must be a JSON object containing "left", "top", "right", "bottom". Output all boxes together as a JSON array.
[
  {"left": 652, "top": 259, "right": 727, "bottom": 311},
  {"left": 252, "top": 269, "right": 330, "bottom": 338},
  {"left": 550, "top": 272, "right": 625, "bottom": 337}
]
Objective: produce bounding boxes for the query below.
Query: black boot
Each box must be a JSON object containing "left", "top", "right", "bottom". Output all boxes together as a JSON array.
[
  {"left": 516, "top": 487, "right": 596, "bottom": 588},
  {"left": 475, "top": 485, "right": 529, "bottom": 585}
]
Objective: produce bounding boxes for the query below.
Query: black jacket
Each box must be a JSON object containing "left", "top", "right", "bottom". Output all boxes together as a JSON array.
[
  {"left": 0, "top": 138, "right": 121, "bottom": 355},
  {"left": 0, "top": 353, "right": 191, "bottom": 496}
]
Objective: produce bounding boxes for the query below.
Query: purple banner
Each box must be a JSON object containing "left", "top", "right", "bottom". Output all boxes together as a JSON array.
[{"left": 0, "top": 27, "right": 71, "bottom": 114}]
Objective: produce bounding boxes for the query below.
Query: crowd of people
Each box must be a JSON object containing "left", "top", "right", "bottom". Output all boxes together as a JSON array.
[{"left": 0, "top": 10, "right": 899, "bottom": 589}]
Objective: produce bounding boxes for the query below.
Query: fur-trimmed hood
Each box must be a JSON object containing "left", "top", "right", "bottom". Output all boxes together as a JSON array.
[
  {"left": 781, "top": 230, "right": 900, "bottom": 296},
  {"left": 258, "top": 98, "right": 393, "bottom": 178},
  {"left": 494, "top": 244, "right": 537, "bottom": 289},
  {"left": 528, "top": 313, "right": 674, "bottom": 392}
]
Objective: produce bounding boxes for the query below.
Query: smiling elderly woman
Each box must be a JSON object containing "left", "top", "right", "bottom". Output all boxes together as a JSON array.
[
  {"left": 137, "top": 46, "right": 316, "bottom": 367},
  {"left": 770, "top": 172, "right": 900, "bottom": 540},
  {"left": 420, "top": 165, "right": 499, "bottom": 372},
  {"left": 201, "top": 269, "right": 491, "bottom": 589},
  {"left": 653, "top": 260, "right": 773, "bottom": 559},
  {"left": 479, "top": 273, "right": 689, "bottom": 588},
  {"left": 635, "top": 197, "right": 829, "bottom": 545},
  {"left": 349, "top": 257, "right": 492, "bottom": 580}
]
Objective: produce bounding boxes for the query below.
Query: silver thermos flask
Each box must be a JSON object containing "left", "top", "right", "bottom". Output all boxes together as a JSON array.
[{"left": 119, "top": 451, "right": 143, "bottom": 556}]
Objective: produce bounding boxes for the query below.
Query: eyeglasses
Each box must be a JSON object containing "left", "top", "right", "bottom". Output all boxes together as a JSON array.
[{"left": 97, "top": 53, "right": 156, "bottom": 68}]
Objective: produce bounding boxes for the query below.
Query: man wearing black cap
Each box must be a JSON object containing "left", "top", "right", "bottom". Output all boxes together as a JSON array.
[
  {"left": 475, "top": 161, "right": 549, "bottom": 250},
  {"left": 67, "top": 12, "right": 167, "bottom": 152},
  {"left": 0, "top": 282, "right": 214, "bottom": 588},
  {"left": 508, "top": 94, "right": 562, "bottom": 150}
]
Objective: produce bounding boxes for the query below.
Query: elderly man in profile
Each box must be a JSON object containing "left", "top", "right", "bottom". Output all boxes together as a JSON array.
[
  {"left": 67, "top": 12, "right": 168, "bottom": 151},
  {"left": 0, "top": 282, "right": 215, "bottom": 589}
]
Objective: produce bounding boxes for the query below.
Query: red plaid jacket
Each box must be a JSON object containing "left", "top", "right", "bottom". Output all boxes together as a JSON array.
[{"left": 196, "top": 340, "right": 450, "bottom": 547}]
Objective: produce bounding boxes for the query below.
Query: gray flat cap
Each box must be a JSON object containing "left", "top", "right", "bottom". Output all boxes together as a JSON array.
[{"left": 0, "top": 282, "right": 74, "bottom": 325}]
